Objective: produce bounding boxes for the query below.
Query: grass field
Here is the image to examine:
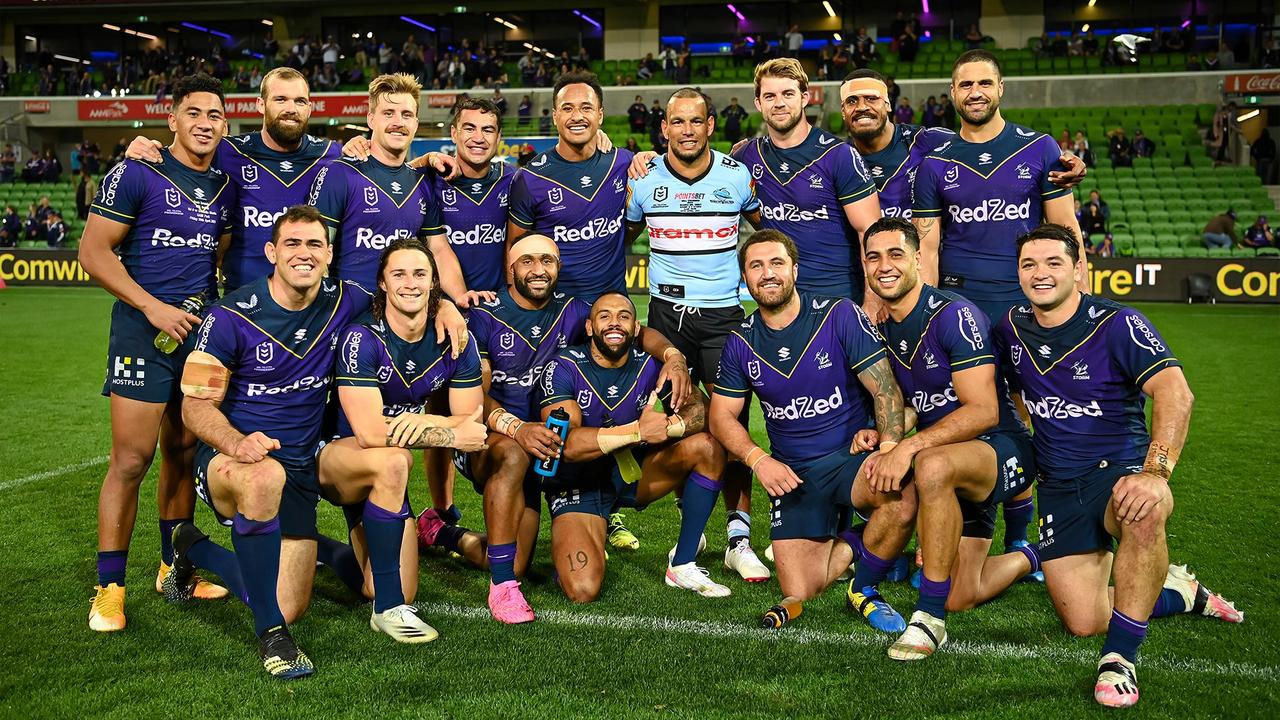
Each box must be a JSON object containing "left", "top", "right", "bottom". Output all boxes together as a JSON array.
[{"left": 1, "top": 286, "right": 1277, "bottom": 719}]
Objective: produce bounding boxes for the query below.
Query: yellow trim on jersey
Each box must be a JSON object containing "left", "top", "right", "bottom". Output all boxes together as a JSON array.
[
  {"left": 225, "top": 137, "right": 335, "bottom": 188},
  {"left": 223, "top": 282, "right": 344, "bottom": 361},
  {"left": 136, "top": 161, "right": 230, "bottom": 213},
  {"left": 950, "top": 354, "right": 993, "bottom": 369},
  {"left": 567, "top": 355, "right": 653, "bottom": 413},
  {"left": 339, "top": 159, "right": 427, "bottom": 210},
  {"left": 1133, "top": 358, "right": 1179, "bottom": 386},
  {"left": 1010, "top": 308, "right": 1116, "bottom": 376},
  {"left": 448, "top": 163, "right": 509, "bottom": 207},
  {"left": 754, "top": 136, "right": 850, "bottom": 188},
  {"left": 473, "top": 302, "right": 573, "bottom": 352},
  {"left": 521, "top": 150, "right": 621, "bottom": 204},
  {"left": 885, "top": 298, "right": 952, "bottom": 370},
  {"left": 729, "top": 304, "right": 880, "bottom": 379},
  {"left": 923, "top": 136, "right": 1042, "bottom": 181},
  {"left": 89, "top": 204, "right": 135, "bottom": 221}
]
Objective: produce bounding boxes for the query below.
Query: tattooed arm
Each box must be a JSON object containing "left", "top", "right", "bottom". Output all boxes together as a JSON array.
[
  {"left": 857, "top": 357, "right": 905, "bottom": 445},
  {"left": 912, "top": 215, "right": 941, "bottom": 287}
]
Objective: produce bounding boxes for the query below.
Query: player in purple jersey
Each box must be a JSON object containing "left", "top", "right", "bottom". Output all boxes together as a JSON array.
[
  {"left": 539, "top": 292, "right": 732, "bottom": 601},
  {"left": 507, "top": 70, "right": 634, "bottom": 302},
  {"left": 731, "top": 59, "right": 882, "bottom": 309},
  {"left": 710, "top": 230, "right": 916, "bottom": 632},
  {"left": 78, "top": 74, "right": 233, "bottom": 633},
  {"left": 860, "top": 218, "right": 1041, "bottom": 660},
  {"left": 309, "top": 73, "right": 482, "bottom": 308},
  {"left": 320, "top": 238, "right": 489, "bottom": 641},
  {"left": 997, "top": 225, "right": 1241, "bottom": 708}
]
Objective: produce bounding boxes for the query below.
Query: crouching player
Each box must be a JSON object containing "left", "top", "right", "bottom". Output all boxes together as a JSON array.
[
  {"left": 709, "top": 230, "right": 915, "bottom": 631},
  {"left": 860, "top": 217, "right": 1039, "bottom": 659},
  {"left": 997, "top": 224, "right": 1242, "bottom": 708},
  {"left": 319, "top": 237, "right": 489, "bottom": 642},
  {"left": 538, "top": 291, "right": 729, "bottom": 601}
]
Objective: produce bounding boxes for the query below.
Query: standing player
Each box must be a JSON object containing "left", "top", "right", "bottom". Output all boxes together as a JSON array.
[
  {"left": 624, "top": 87, "right": 769, "bottom": 582},
  {"left": 538, "top": 292, "right": 730, "bottom": 601},
  {"left": 860, "top": 217, "right": 1039, "bottom": 660},
  {"left": 710, "top": 230, "right": 915, "bottom": 631},
  {"left": 78, "top": 74, "right": 234, "bottom": 632},
  {"left": 507, "top": 70, "right": 633, "bottom": 302},
  {"left": 996, "top": 224, "right": 1242, "bottom": 708},
  {"left": 309, "top": 73, "right": 478, "bottom": 306},
  {"left": 733, "top": 59, "right": 881, "bottom": 305}
]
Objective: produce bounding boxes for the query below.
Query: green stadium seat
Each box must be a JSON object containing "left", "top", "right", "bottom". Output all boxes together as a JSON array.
[
  {"left": 1207, "top": 247, "right": 1234, "bottom": 258},
  {"left": 1257, "top": 246, "right": 1280, "bottom": 257},
  {"left": 1134, "top": 243, "right": 1158, "bottom": 257},
  {"left": 1183, "top": 246, "right": 1209, "bottom": 257},
  {"left": 1157, "top": 246, "right": 1185, "bottom": 257},
  {"left": 1231, "top": 247, "right": 1257, "bottom": 258}
]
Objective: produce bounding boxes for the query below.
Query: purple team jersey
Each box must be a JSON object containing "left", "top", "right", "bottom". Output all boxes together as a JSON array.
[
  {"left": 89, "top": 150, "right": 232, "bottom": 303},
  {"left": 716, "top": 294, "right": 885, "bottom": 465},
  {"left": 540, "top": 345, "right": 665, "bottom": 428},
  {"left": 217, "top": 133, "right": 340, "bottom": 290},
  {"left": 468, "top": 289, "right": 592, "bottom": 422},
  {"left": 857, "top": 123, "right": 954, "bottom": 220},
  {"left": 192, "top": 276, "right": 371, "bottom": 464},
  {"left": 508, "top": 147, "right": 633, "bottom": 301},
  {"left": 995, "top": 294, "right": 1180, "bottom": 484},
  {"left": 734, "top": 127, "right": 877, "bottom": 299},
  {"left": 431, "top": 162, "right": 514, "bottom": 292},
  {"left": 333, "top": 313, "right": 482, "bottom": 437},
  {"left": 308, "top": 155, "right": 444, "bottom": 289},
  {"left": 912, "top": 122, "right": 1070, "bottom": 306}
]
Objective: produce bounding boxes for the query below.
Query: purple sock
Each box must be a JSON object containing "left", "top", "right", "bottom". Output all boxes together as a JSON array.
[
  {"left": 851, "top": 546, "right": 896, "bottom": 591},
  {"left": 363, "top": 499, "right": 410, "bottom": 613},
  {"left": 1014, "top": 542, "right": 1041, "bottom": 574},
  {"left": 1151, "top": 587, "right": 1188, "bottom": 618},
  {"left": 916, "top": 575, "right": 952, "bottom": 619},
  {"left": 97, "top": 550, "right": 128, "bottom": 586},
  {"left": 837, "top": 528, "right": 864, "bottom": 562},
  {"left": 159, "top": 518, "right": 187, "bottom": 565},
  {"left": 487, "top": 543, "right": 518, "bottom": 584},
  {"left": 1003, "top": 496, "right": 1034, "bottom": 547},
  {"left": 1100, "top": 609, "right": 1149, "bottom": 663}
]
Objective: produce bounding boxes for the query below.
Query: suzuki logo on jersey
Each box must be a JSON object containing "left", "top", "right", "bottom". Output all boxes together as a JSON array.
[
  {"left": 1024, "top": 396, "right": 1103, "bottom": 419},
  {"left": 470, "top": 183, "right": 482, "bottom": 193},
  {"left": 442, "top": 189, "right": 457, "bottom": 206},
  {"left": 978, "top": 153, "right": 993, "bottom": 165},
  {"left": 748, "top": 360, "right": 761, "bottom": 380},
  {"left": 579, "top": 175, "right": 592, "bottom": 187},
  {"left": 777, "top": 346, "right": 791, "bottom": 361},
  {"left": 1016, "top": 163, "right": 1032, "bottom": 180},
  {"left": 355, "top": 227, "right": 412, "bottom": 250},
  {"left": 405, "top": 359, "right": 417, "bottom": 373},
  {"left": 165, "top": 188, "right": 182, "bottom": 208},
  {"left": 500, "top": 333, "right": 514, "bottom": 350},
  {"left": 607, "top": 385, "right": 619, "bottom": 398},
  {"left": 279, "top": 160, "right": 294, "bottom": 172},
  {"left": 762, "top": 387, "right": 844, "bottom": 420},
  {"left": 364, "top": 187, "right": 378, "bottom": 206},
  {"left": 760, "top": 203, "right": 830, "bottom": 223},
  {"left": 1037, "top": 344, "right": 1052, "bottom": 357},
  {"left": 447, "top": 223, "right": 505, "bottom": 245},
  {"left": 390, "top": 181, "right": 403, "bottom": 194},
  {"left": 547, "top": 187, "right": 563, "bottom": 205},
  {"left": 778, "top": 162, "right": 791, "bottom": 174},
  {"left": 1126, "top": 314, "right": 1166, "bottom": 355},
  {"left": 256, "top": 341, "right": 274, "bottom": 365},
  {"left": 577, "top": 389, "right": 592, "bottom": 407},
  {"left": 913, "top": 385, "right": 958, "bottom": 414},
  {"left": 241, "top": 165, "right": 258, "bottom": 184},
  {"left": 1072, "top": 361, "right": 1091, "bottom": 380},
  {"left": 552, "top": 215, "right": 624, "bottom": 243},
  {"left": 947, "top": 198, "right": 1032, "bottom": 224},
  {"left": 150, "top": 228, "right": 217, "bottom": 250},
  {"left": 654, "top": 186, "right": 668, "bottom": 203},
  {"left": 899, "top": 340, "right": 909, "bottom": 353},
  {"left": 944, "top": 165, "right": 959, "bottom": 183},
  {"left": 243, "top": 205, "right": 289, "bottom": 228},
  {"left": 871, "top": 165, "right": 884, "bottom": 177},
  {"left": 293, "top": 328, "right": 307, "bottom": 343},
  {"left": 815, "top": 350, "right": 832, "bottom": 369},
  {"left": 531, "top": 325, "right": 543, "bottom": 338}
]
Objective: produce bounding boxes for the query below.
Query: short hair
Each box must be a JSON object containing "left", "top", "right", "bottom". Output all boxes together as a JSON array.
[
  {"left": 667, "top": 87, "right": 711, "bottom": 115},
  {"left": 1016, "top": 223, "right": 1080, "bottom": 263},
  {"left": 450, "top": 97, "right": 503, "bottom": 133},
  {"left": 368, "top": 73, "right": 422, "bottom": 112},
  {"left": 864, "top": 217, "right": 920, "bottom": 251},
  {"left": 259, "top": 67, "right": 308, "bottom": 99},
  {"left": 738, "top": 229, "right": 799, "bottom": 271},
  {"left": 171, "top": 73, "right": 225, "bottom": 111},
  {"left": 552, "top": 70, "right": 604, "bottom": 107},
  {"left": 591, "top": 290, "right": 635, "bottom": 312},
  {"left": 952, "top": 49, "right": 1003, "bottom": 81},
  {"left": 754, "top": 58, "right": 808, "bottom": 97},
  {"left": 269, "top": 205, "right": 327, "bottom": 244},
  {"left": 842, "top": 67, "right": 889, "bottom": 85}
]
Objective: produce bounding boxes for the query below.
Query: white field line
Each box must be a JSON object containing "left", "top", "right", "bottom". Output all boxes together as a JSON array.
[
  {"left": 428, "top": 602, "right": 1276, "bottom": 682},
  {"left": 0, "top": 455, "right": 108, "bottom": 492}
]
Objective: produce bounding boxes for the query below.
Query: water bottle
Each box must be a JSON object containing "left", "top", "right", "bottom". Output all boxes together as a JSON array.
[
  {"left": 534, "top": 408, "right": 571, "bottom": 477},
  {"left": 154, "top": 295, "right": 205, "bottom": 355},
  {"left": 760, "top": 599, "right": 804, "bottom": 629}
]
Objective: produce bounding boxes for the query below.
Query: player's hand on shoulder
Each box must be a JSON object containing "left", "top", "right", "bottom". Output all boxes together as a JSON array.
[
  {"left": 730, "top": 138, "right": 751, "bottom": 156},
  {"left": 234, "top": 431, "right": 280, "bottom": 464},
  {"left": 756, "top": 456, "right": 803, "bottom": 497},
  {"left": 514, "top": 421, "right": 562, "bottom": 460},
  {"left": 1049, "top": 152, "right": 1087, "bottom": 188},
  {"left": 341, "top": 135, "right": 372, "bottom": 161},
  {"left": 424, "top": 152, "right": 461, "bottom": 180},
  {"left": 595, "top": 129, "right": 614, "bottom": 152},
  {"left": 457, "top": 290, "right": 496, "bottom": 310},
  {"left": 433, "top": 300, "right": 469, "bottom": 358},
  {"left": 144, "top": 300, "right": 202, "bottom": 342},
  {"left": 450, "top": 407, "right": 488, "bottom": 452},
  {"left": 627, "top": 151, "right": 659, "bottom": 180},
  {"left": 850, "top": 428, "right": 879, "bottom": 453},
  {"left": 861, "top": 294, "right": 889, "bottom": 324},
  {"left": 124, "top": 136, "right": 163, "bottom": 163},
  {"left": 1112, "top": 471, "right": 1171, "bottom": 525},
  {"left": 638, "top": 392, "right": 669, "bottom": 445}
]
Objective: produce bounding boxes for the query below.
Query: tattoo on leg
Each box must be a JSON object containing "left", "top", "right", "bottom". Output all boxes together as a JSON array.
[{"left": 567, "top": 550, "right": 590, "bottom": 572}]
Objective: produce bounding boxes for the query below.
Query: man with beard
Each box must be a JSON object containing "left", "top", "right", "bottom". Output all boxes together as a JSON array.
[
  {"left": 911, "top": 51, "right": 1085, "bottom": 323},
  {"left": 860, "top": 217, "right": 1040, "bottom": 660},
  {"left": 538, "top": 291, "right": 731, "bottom": 601},
  {"left": 709, "top": 230, "right": 915, "bottom": 632},
  {"left": 624, "top": 87, "right": 769, "bottom": 583},
  {"left": 994, "top": 224, "right": 1241, "bottom": 708}
]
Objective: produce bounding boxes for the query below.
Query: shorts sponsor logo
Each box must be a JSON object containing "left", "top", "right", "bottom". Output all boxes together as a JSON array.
[
  {"left": 112, "top": 356, "right": 146, "bottom": 386},
  {"left": 761, "top": 386, "right": 844, "bottom": 420},
  {"left": 1023, "top": 396, "right": 1102, "bottom": 419},
  {"left": 947, "top": 197, "right": 1031, "bottom": 224}
]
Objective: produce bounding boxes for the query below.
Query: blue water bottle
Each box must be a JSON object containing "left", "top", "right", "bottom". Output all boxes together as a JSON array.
[{"left": 534, "top": 408, "right": 571, "bottom": 477}]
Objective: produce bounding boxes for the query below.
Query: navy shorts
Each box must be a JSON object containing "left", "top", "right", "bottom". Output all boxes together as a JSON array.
[
  {"left": 543, "top": 447, "right": 649, "bottom": 520},
  {"left": 101, "top": 301, "right": 191, "bottom": 403},
  {"left": 770, "top": 449, "right": 870, "bottom": 541},
  {"left": 453, "top": 449, "right": 542, "bottom": 510},
  {"left": 959, "top": 430, "right": 1037, "bottom": 540},
  {"left": 194, "top": 441, "right": 321, "bottom": 538},
  {"left": 1035, "top": 460, "right": 1144, "bottom": 562}
]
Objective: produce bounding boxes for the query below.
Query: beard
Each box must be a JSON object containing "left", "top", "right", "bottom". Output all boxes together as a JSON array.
[
  {"left": 848, "top": 111, "right": 888, "bottom": 142},
  {"left": 753, "top": 280, "right": 796, "bottom": 311},
  {"left": 265, "top": 112, "right": 307, "bottom": 147},
  {"left": 513, "top": 271, "right": 556, "bottom": 303},
  {"left": 591, "top": 330, "right": 632, "bottom": 362},
  {"left": 765, "top": 108, "right": 803, "bottom": 135},
  {"left": 671, "top": 138, "right": 708, "bottom": 164},
  {"left": 958, "top": 96, "right": 1000, "bottom": 126}
]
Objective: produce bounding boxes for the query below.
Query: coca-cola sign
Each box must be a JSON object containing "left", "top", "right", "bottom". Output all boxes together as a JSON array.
[{"left": 1224, "top": 72, "right": 1280, "bottom": 94}]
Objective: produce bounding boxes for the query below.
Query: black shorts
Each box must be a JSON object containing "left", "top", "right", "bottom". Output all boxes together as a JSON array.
[
  {"left": 453, "top": 449, "right": 542, "bottom": 511},
  {"left": 647, "top": 296, "right": 744, "bottom": 387},
  {"left": 958, "top": 430, "right": 1037, "bottom": 540},
  {"left": 1036, "top": 460, "right": 1144, "bottom": 562},
  {"left": 194, "top": 441, "right": 321, "bottom": 538},
  {"left": 770, "top": 449, "right": 870, "bottom": 541},
  {"left": 101, "top": 301, "right": 191, "bottom": 404}
]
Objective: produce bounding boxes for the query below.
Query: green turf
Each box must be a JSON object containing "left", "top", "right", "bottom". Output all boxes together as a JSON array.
[{"left": 0, "top": 287, "right": 1277, "bottom": 718}]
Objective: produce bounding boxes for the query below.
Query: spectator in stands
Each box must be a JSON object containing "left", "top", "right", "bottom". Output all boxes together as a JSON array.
[
  {"left": 1217, "top": 42, "right": 1235, "bottom": 70},
  {"left": 625, "top": 138, "right": 641, "bottom": 153},
  {"left": 69, "top": 145, "right": 80, "bottom": 177},
  {"left": 854, "top": 27, "right": 876, "bottom": 69},
  {"left": 1263, "top": 36, "right": 1280, "bottom": 68},
  {"left": 517, "top": 95, "right": 532, "bottom": 128},
  {"left": 1212, "top": 102, "right": 1240, "bottom": 164},
  {"left": 661, "top": 45, "right": 678, "bottom": 81},
  {"left": 939, "top": 94, "right": 956, "bottom": 130},
  {"left": 674, "top": 54, "right": 691, "bottom": 84},
  {"left": 248, "top": 65, "right": 263, "bottom": 91},
  {"left": 75, "top": 169, "right": 91, "bottom": 221},
  {"left": 1068, "top": 33, "right": 1084, "bottom": 57},
  {"left": 1244, "top": 215, "right": 1273, "bottom": 248},
  {"left": 379, "top": 42, "right": 395, "bottom": 74},
  {"left": 1203, "top": 209, "right": 1238, "bottom": 249},
  {"left": 816, "top": 46, "right": 833, "bottom": 81},
  {"left": 1083, "top": 30, "right": 1100, "bottom": 55},
  {"left": 1072, "top": 132, "right": 1094, "bottom": 167},
  {"left": 21, "top": 154, "right": 45, "bottom": 183},
  {"left": 890, "top": 12, "right": 907, "bottom": 51},
  {"left": 0, "top": 144, "right": 15, "bottom": 184},
  {"left": 722, "top": 97, "right": 747, "bottom": 143},
  {"left": 648, "top": 98, "right": 666, "bottom": 151},
  {"left": 1109, "top": 127, "right": 1133, "bottom": 168},
  {"left": 898, "top": 25, "right": 919, "bottom": 62},
  {"left": 732, "top": 37, "right": 750, "bottom": 67},
  {"left": 44, "top": 211, "right": 67, "bottom": 248},
  {"left": 262, "top": 31, "right": 279, "bottom": 69},
  {"left": 784, "top": 25, "right": 804, "bottom": 58},
  {"left": 887, "top": 76, "right": 901, "bottom": 108},
  {"left": 110, "top": 137, "right": 127, "bottom": 167},
  {"left": 314, "top": 63, "right": 339, "bottom": 91},
  {"left": 25, "top": 199, "right": 54, "bottom": 241},
  {"left": 832, "top": 43, "right": 850, "bottom": 78},
  {"left": 894, "top": 97, "right": 914, "bottom": 125},
  {"left": 77, "top": 70, "right": 92, "bottom": 96},
  {"left": 964, "top": 24, "right": 984, "bottom": 50},
  {"left": 638, "top": 53, "right": 657, "bottom": 81},
  {"left": 628, "top": 95, "right": 649, "bottom": 134},
  {"left": 1251, "top": 128, "right": 1276, "bottom": 184},
  {"left": 1184, "top": 52, "right": 1202, "bottom": 71},
  {"left": 538, "top": 108, "right": 552, "bottom": 135},
  {"left": 1081, "top": 202, "right": 1112, "bottom": 256},
  {"left": 0, "top": 205, "right": 19, "bottom": 247},
  {"left": 235, "top": 65, "right": 252, "bottom": 93},
  {"left": 1132, "top": 129, "right": 1155, "bottom": 158},
  {"left": 1086, "top": 190, "right": 1111, "bottom": 221},
  {"left": 1057, "top": 130, "right": 1071, "bottom": 152},
  {"left": 322, "top": 36, "right": 341, "bottom": 67},
  {"left": 1033, "top": 32, "right": 1052, "bottom": 58},
  {"left": 922, "top": 96, "right": 939, "bottom": 128}
]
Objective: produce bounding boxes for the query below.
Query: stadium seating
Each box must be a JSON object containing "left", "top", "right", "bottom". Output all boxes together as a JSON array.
[{"left": 0, "top": 180, "right": 86, "bottom": 248}]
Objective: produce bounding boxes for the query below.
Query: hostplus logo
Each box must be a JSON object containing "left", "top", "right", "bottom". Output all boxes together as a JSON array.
[
  {"left": 947, "top": 198, "right": 1031, "bottom": 224},
  {"left": 112, "top": 356, "right": 146, "bottom": 386}
]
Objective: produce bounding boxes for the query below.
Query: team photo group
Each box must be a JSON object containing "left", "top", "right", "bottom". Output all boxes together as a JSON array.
[{"left": 80, "top": 49, "right": 1242, "bottom": 709}]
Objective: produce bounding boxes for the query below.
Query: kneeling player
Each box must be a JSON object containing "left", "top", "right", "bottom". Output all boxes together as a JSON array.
[
  {"left": 319, "top": 237, "right": 489, "bottom": 641},
  {"left": 539, "top": 292, "right": 730, "bottom": 601},
  {"left": 861, "top": 217, "right": 1040, "bottom": 659},
  {"left": 709, "top": 230, "right": 915, "bottom": 631},
  {"left": 997, "top": 224, "right": 1241, "bottom": 708}
]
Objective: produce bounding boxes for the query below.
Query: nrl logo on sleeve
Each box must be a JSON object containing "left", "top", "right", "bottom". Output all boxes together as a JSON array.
[
  {"left": 377, "top": 365, "right": 393, "bottom": 383},
  {"left": 547, "top": 187, "right": 563, "bottom": 205},
  {"left": 256, "top": 341, "right": 274, "bottom": 365},
  {"left": 944, "top": 165, "right": 959, "bottom": 183},
  {"left": 241, "top": 165, "right": 258, "bottom": 184},
  {"left": 1011, "top": 345, "right": 1023, "bottom": 365},
  {"left": 752, "top": 165, "right": 763, "bottom": 179},
  {"left": 500, "top": 332, "right": 515, "bottom": 350},
  {"left": 364, "top": 186, "right": 378, "bottom": 206}
]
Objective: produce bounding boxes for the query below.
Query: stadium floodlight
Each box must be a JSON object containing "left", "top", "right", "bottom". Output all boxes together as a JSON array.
[
  {"left": 726, "top": 4, "right": 746, "bottom": 22},
  {"left": 1088, "top": 0, "right": 1097, "bottom": 6},
  {"left": 822, "top": 1, "right": 836, "bottom": 18},
  {"left": 102, "top": 23, "right": 120, "bottom": 31},
  {"left": 1181, "top": 19, "right": 1191, "bottom": 28},
  {"left": 261, "top": 19, "right": 274, "bottom": 26},
  {"left": 922, "top": 0, "right": 930, "bottom": 13},
  {"left": 573, "top": 11, "right": 601, "bottom": 30},
  {"left": 1237, "top": 109, "right": 1260, "bottom": 123},
  {"left": 834, "top": 32, "right": 842, "bottom": 42},
  {"left": 1082, "top": 24, "right": 1090, "bottom": 32},
  {"left": 494, "top": 17, "right": 518, "bottom": 30},
  {"left": 400, "top": 16, "right": 437, "bottom": 32}
]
